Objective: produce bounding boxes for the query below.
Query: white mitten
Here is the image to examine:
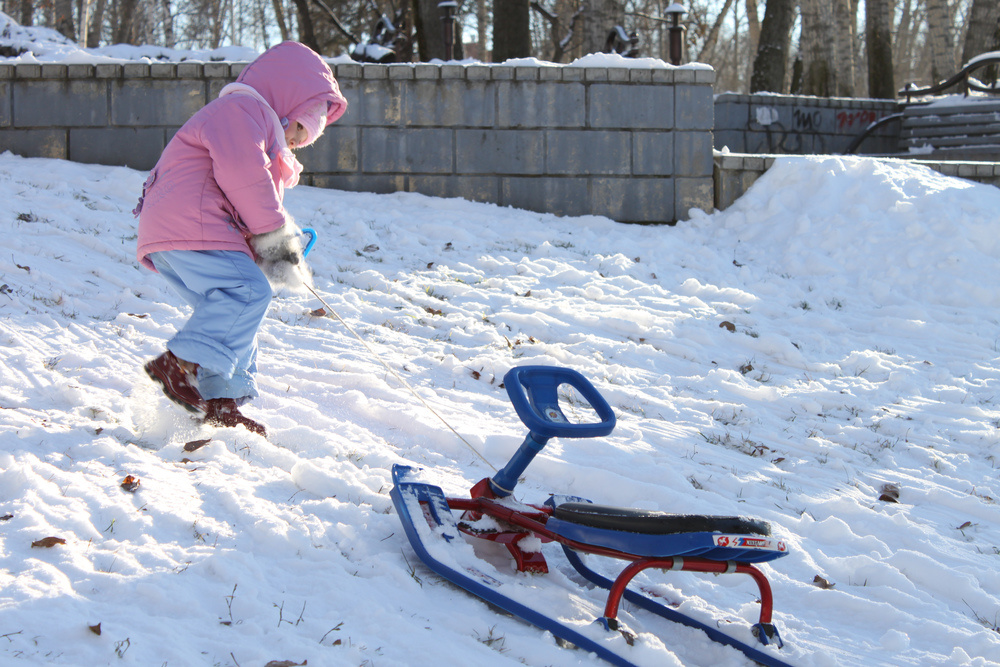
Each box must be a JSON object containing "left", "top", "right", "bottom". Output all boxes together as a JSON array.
[{"left": 249, "top": 220, "right": 313, "bottom": 291}]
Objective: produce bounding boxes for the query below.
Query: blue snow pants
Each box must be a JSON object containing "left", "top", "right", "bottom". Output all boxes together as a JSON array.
[{"left": 149, "top": 250, "right": 272, "bottom": 405}]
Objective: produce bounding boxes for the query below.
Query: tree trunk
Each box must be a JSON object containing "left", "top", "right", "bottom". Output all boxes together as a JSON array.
[
  {"left": 831, "top": 0, "right": 856, "bottom": 96},
  {"left": 293, "top": 0, "right": 320, "bottom": 51},
  {"left": 744, "top": 0, "right": 760, "bottom": 84},
  {"left": 865, "top": 0, "right": 894, "bottom": 98},
  {"left": 19, "top": 0, "right": 33, "bottom": 25},
  {"left": 53, "top": 0, "right": 74, "bottom": 39},
  {"left": 413, "top": 0, "right": 465, "bottom": 61},
  {"left": 477, "top": 0, "right": 488, "bottom": 59},
  {"left": 579, "top": 0, "right": 619, "bottom": 56},
  {"left": 271, "top": 0, "right": 289, "bottom": 41},
  {"left": 962, "top": 0, "right": 1000, "bottom": 65},
  {"left": 696, "top": 0, "right": 736, "bottom": 62},
  {"left": 114, "top": 0, "right": 140, "bottom": 43},
  {"left": 87, "top": 0, "right": 104, "bottom": 45},
  {"left": 798, "top": 0, "right": 836, "bottom": 96},
  {"left": 413, "top": 0, "right": 455, "bottom": 61},
  {"left": 750, "top": 0, "right": 795, "bottom": 93},
  {"left": 926, "top": 0, "right": 957, "bottom": 83},
  {"left": 161, "top": 0, "right": 175, "bottom": 48},
  {"left": 493, "top": 0, "right": 531, "bottom": 61}
]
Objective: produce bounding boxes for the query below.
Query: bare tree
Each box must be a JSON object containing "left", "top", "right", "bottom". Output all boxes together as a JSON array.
[
  {"left": 831, "top": 0, "right": 855, "bottom": 96},
  {"left": 412, "top": 0, "right": 461, "bottom": 60},
  {"left": 271, "top": 0, "right": 290, "bottom": 41},
  {"left": 19, "top": 0, "right": 34, "bottom": 25},
  {"left": 696, "top": 0, "right": 735, "bottom": 62},
  {"left": 494, "top": 0, "right": 531, "bottom": 60},
  {"left": 798, "top": 0, "right": 835, "bottom": 96},
  {"left": 579, "top": 0, "right": 618, "bottom": 55},
  {"left": 926, "top": 0, "right": 958, "bottom": 82},
  {"left": 962, "top": 0, "right": 1000, "bottom": 65},
  {"left": 531, "top": 0, "right": 582, "bottom": 62},
  {"left": 749, "top": 0, "right": 794, "bottom": 93},
  {"left": 161, "top": 0, "right": 176, "bottom": 47},
  {"left": 743, "top": 0, "right": 759, "bottom": 83},
  {"left": 86, "top": 0, "right": 104, "bottom": 45},
  {"left": 114, "top": 0, "right": 142, "bottom": 43},
  {"left": 866, "top": 0, "right": 894, "bottom": 98}
]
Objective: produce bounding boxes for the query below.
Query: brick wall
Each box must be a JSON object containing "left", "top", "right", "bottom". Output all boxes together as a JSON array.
[{"left": 0, "top": 61, "right": 716, "bottom": 224}]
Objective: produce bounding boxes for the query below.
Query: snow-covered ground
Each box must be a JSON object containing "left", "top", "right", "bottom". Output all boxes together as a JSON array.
[
  {"left": 1, "top": 150, "right": 999, "bottom": 667},
  {"left": 2, "top": 11, "right": 1000, "bottom": 667}
]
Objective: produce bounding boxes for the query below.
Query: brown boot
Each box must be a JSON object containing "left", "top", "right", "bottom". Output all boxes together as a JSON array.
[
  {"left": 145, "top": 351, "right": 206, "bottom": 413},
  {"left": 203, "top": 399, "right": 267, "bottom": 436}
]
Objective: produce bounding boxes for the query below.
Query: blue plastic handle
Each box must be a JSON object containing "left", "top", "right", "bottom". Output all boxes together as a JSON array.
[
  {"left": 301, "top": 227, "right": 318, "bottom": 257},
  {"left": 504, "top": 366, "right": 616, "bottom": 439},
  {"left": 488, "top": 366, "right": 617, "bottom": 497}
]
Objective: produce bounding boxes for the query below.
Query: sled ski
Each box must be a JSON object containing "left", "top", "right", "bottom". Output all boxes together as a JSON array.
[{"left": 391, "top": 366, "right": 795, "bottom": 667}]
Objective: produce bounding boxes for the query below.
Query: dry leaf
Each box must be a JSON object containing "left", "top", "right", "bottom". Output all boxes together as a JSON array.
[
  {"left": 126, "top": 313, "right": 149, "bottom": 319},
  {"left": 739, "top": 362, "right": 754, "bottom": 375},
  {"left": 1, "top": 513, "right": 13, "bottom": 521},
  {"left": 183, "top": 438, "right": 212, "bottom": 452},
  {"left": 362, "top": 244, "right": 379, "bottom": 253},
  {"left": 878, "top": 483, "right": 900, "bottom": 503},
  {"left": 423, "top": 306, "right": 443, "bottom": 316},
  {"left": 813, "top": 575, "right": 836, "bottom": 589},
  {"left": 32, "top": 536, "right": 66, "bottom": 548},
  {"left": 120, "top": 475, "right": 140, "bottom": 492},
  {"left": 523, "top": 290, "right": 532, "bottom": 297},
  {"left": 720, "top": 321, "right": 736, "bottom": 332},
  {"left": 89, "top": 623, "right": 102, "bottom": 636},
  {"left": 957, "top": 521, "right": 973, "bottom": 530},
  {"left": 471, "top": 370, "right": 481, "bottom": 380},
  {"left": 309, "top": 307, "right": 327, "bottom": 317},
  {"left": 264, "top": 661, "right": 307, "bottom": 667},
  {"left": 426, "top": 262, "right": 434, "bottom": 269}
]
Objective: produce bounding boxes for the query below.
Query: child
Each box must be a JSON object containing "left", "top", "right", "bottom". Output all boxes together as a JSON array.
[{"left": 134, "top": 41, "right": 348, "bottom": 436}]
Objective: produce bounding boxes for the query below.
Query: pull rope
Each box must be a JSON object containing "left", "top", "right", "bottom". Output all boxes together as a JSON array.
[{"left": 305, "top": 284, "right": 497, "bottom": 472}]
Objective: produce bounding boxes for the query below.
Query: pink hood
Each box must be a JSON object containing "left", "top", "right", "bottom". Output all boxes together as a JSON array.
[
  {"left": 236, "top": 41, "right": 348, "bottom": 133},
  {"left": 135, "top": 42, "right": 348, "bottom": 270}
]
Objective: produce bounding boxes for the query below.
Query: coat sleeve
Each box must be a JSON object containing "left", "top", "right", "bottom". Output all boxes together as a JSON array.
[{"left": 201, "top": 102, "right": 288, "bottom": 236}]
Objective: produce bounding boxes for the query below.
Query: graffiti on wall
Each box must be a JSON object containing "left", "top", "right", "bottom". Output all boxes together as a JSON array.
[{"left": 744, "top": 105, "right": 890, "bottom": 154}]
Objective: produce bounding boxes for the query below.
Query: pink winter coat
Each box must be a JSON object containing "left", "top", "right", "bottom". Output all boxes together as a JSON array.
[{"left": 136, "top": 41, "right": 347, "bottom": 270}]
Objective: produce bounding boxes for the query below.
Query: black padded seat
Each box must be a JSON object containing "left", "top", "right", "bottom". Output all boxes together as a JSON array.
[{"left": 553, "top": 502, "right": 771, "bottom": 536}]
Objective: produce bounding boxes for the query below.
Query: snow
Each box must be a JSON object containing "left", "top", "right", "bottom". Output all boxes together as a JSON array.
[
  {"left": 2, "top": 13, "right": 1000, "bottom": 667},
  {"left": 2, "top": 150, "right": 1000, "bottom": 667}
]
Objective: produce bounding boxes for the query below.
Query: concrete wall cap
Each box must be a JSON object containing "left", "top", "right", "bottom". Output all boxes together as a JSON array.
[
  {"left": 333, "top": 63, "right": 363, "bottom": 79},
  {"left": 363, "top": 64, "right": 390, "bottom": 79},
  {"left": 95, "top": 64, "right": 123, "bottom": 78},
  {"left": 67, "top": 64, "right": 96, "bottom": 78},
  {"left": 41, "top": 64, "right": 68, "bottom": 79},
  {"left": 123, "top": 63, "right": 150, "bottom": 77},
  {"left": 413, "top": 64, "right": 440, "bottom": 79},
  {"left": 16, "top": 64, "right": 42, "bottom": 79},
  {"left": 388, "top": 65, "right": 415, "bottom": 79},
  {"left": 150, "top": 63, "right": 177, "bottom": 78}
]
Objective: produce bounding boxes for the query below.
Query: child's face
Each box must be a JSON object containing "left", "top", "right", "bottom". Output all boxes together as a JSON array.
[{"left": 285, "top": 121, "right": 308, "bottom": 150}]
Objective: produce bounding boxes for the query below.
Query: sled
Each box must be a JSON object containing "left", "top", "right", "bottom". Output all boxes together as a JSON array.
[{"left": 391, "top": 365, "right": 794, "bottom": 667}]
